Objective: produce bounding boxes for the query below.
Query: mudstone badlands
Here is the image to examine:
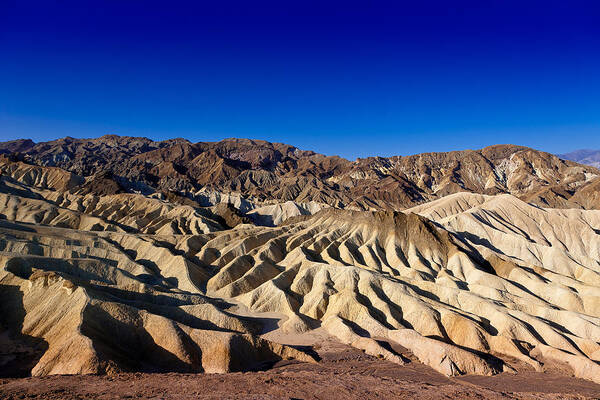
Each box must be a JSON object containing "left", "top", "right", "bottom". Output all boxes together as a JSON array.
[{"left": 1, "top": 135, "right": 600, "bottom": 397}]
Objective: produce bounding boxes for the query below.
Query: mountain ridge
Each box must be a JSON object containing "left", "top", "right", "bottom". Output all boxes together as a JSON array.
[
  {"left": 1, "top": 137, "right": 600, "bottom": 388},
  {"left": 2, "top": 135, "right": 599, "bottom": 211},
  {"left": 559, "top": 149, "right": 600, "bottom": 168}
]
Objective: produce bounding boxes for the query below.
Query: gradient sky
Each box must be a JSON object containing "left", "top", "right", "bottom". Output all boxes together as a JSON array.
[{"left": 1, "top": 1, "right": 599, "bottom": 159}]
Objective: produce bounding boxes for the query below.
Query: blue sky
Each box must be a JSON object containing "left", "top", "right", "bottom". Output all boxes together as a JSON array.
[{"left": 1, "top": 1, "right": 599, "bottom": 159}]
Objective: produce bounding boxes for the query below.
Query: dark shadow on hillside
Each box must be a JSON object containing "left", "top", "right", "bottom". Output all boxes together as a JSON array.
[
  {"left": 80, "top": 302, "right": 202, "bottom": 373},
  {"left": 0, "top": 285, "right": 48, "bottom": 377}
]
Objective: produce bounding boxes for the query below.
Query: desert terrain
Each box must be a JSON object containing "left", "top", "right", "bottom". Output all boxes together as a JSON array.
[
  {"left": 1, "top": 136, "right": 600, "bottom": 399},
  {"left": 3, "top": 340, "right": 600, "bottom": 399}
]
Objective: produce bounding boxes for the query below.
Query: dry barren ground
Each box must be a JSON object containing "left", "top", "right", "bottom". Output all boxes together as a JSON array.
[
  {"left": 3, "top": 154, "right": 600, "bottom": 399},
  {"left": 2, "top": 342, "right": 600, "bottom": 400}
]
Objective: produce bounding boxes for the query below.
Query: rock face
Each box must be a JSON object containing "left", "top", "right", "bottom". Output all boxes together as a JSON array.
[
  {"left": 1, "top": 136, "right": 600, "bottom": 386},
  {"left": 2, "top": 136, "right": 600, "bottom": 210},
  {"left": 0, "top": 211, "right": 316, "bottom": 375}
]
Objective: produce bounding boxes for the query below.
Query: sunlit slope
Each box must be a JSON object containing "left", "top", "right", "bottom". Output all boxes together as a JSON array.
[
  {"left": 183, "top": 205, "right": 600, "bottom": 381},
  {"left": 0, "top": 219, "right": 315, "bottom": 376},
  {"left": 1, "top": 163, "right": 599, "bottom": 383}
]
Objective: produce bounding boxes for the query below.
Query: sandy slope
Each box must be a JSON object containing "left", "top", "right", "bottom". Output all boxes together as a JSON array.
[{"left": 1, "top": 163, "right": 599, "bottom": 388}]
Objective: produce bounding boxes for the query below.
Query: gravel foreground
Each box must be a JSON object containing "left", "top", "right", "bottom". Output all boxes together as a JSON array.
[{"left": 2, "top": 344, "right": 600, "bottom": 400}]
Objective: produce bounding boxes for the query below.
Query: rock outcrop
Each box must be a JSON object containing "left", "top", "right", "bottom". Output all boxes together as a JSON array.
[
  {"left": 2, "top": 136, "right": 600, "bottom": 210},
  {"left": 1, "top": 138, "right": 600, "bottom": 385}
]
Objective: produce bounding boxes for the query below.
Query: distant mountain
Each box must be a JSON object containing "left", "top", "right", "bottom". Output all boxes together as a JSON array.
[
  {"left": 558, "top": 149, "right": 600, "bottom": 168},
  {"left": 2, "top": 135, "right": 600, "bottom": 210},
  {"left": 3, "top": 135, "right": 600, "bottom": 384}
]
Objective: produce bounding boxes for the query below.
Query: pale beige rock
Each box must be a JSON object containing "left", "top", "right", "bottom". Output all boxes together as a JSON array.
[{"left": 1, "top": 163, "right": 600, "bottom": 384}]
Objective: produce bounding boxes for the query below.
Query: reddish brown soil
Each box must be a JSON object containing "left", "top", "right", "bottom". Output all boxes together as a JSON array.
[{"left": 2, "top": 342, "right": 600, "bottom": 400}]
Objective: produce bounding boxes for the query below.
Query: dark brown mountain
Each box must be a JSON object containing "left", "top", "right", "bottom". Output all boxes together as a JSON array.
[
  {"left": 0, "top": 139, "right": 35, "bottom": 154},
  {"left": 2, "top": 135, "right": 600, "bottom": 210}
]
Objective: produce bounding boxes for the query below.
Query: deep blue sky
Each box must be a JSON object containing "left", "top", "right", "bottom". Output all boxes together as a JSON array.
[{"left": 1, "top": 1, "right": 599, "bottom": 159}]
